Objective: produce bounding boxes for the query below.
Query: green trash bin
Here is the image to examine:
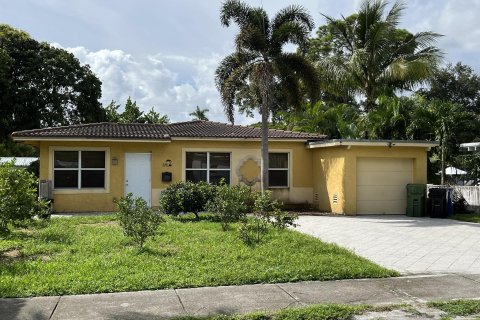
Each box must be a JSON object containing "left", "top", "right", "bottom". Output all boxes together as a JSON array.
[{"left": 406, "top": 184, "right": 426, "bottom": 217}]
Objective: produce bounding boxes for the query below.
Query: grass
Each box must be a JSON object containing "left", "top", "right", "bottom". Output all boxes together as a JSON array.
[
  {"left": 428, "top": 299, "right": 480, "bottom": 317},
  {"left": 451, "top": 213, "right": 480, "bottom": 223},
  {"left": 174, "top": 304, "right": 372, "bottom": 320},
  {"left": 0, "top": 214, "right": 397, "bottom": 298}
]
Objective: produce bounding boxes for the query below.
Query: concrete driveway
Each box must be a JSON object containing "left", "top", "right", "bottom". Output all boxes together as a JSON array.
[{"left": 295, "top": 215, "right": 480, "bottom": 274}]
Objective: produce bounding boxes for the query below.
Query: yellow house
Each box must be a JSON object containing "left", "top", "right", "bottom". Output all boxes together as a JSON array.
[{"left": 11, "top": 121, "right": 438, "bottom": 215}]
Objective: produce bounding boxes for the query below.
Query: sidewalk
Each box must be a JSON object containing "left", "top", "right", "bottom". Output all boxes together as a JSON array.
[{"left": 1, "top": 274, "right": 480, "bottom": 320}]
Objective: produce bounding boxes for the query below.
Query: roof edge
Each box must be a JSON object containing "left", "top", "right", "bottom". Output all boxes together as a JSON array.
[{"left": 307, "top": 139, "right": 439, "bottom": 149}]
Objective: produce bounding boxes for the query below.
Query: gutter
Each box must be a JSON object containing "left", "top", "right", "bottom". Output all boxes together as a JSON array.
[{"left": 307, "top": 139, "right": 439, "bottom": 150}]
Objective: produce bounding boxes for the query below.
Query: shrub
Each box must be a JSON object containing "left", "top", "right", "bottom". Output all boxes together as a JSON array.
[
  {"left": 207, "top": 184, "right": 252, "bottom": 230},
  {"left": 0, "top": 159, "right": 48, "bottom": 234},
  {"left": 159, "top": 181, "right": 216, "bottom": 218},
  {"left": 239, "top": 191, "right": 298, "bottom": 245},
  {"left": 116, "top": 193, "right": 163, "bottom": 248}
]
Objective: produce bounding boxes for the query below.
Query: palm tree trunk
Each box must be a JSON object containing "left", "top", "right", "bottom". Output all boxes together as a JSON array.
[
  {"left": 258, "top": 64, "right": 272, "bottom": 190},
  {"left": 261, "top": 103, "right": 269, "bottom": 190},
  {"left": 441, "top": 138, "right": 446, "bottom": 185}
]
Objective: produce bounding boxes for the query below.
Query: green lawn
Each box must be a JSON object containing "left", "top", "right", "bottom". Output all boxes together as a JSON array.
[
  {"left": 451, "top": 213, "right": 480, "bottom": 223},
  {"left": 0, "top": 215, "right": 397, "bottom": 298},
  {"left": 428, "top": 299, "right": 480, "bottom": 318}
]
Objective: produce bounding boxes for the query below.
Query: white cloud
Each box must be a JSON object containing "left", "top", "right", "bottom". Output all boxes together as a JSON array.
[{"left": 55, "top": 45, "right": 259, "bottom": 124}]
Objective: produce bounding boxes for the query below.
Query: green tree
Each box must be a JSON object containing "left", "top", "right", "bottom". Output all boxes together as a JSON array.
[
  {"left": 120, "top": 97, "right": 143, "bottom": 123},
  {"left": 0, "top": 24, "right": 104, "bottom": 142},
  {"left": 271, "top": 102, "right": 360, "bottom": 139},
  {"left": 418, "top": 62, "right": 480, "bottom": 114},
  {"left": 307, "top": 0, "right": 442, "bottom": 111},
  {"left": 142, "top": 108, "right": 169, "bottom": 124},
  {"left": 408, "top": 98, "right": 476, "bottom": 184},
  {"left": 103, "top": 100, "right": 122, "bottom": 122},
  {"left": 357, "top": 96, "right": 414, "bottom": 139},
  {"left": 215, "top": 0, "right": 319, "bottom": 188},
  {"left": 189, "top": 106, "right": 210, "bottom": 121}
]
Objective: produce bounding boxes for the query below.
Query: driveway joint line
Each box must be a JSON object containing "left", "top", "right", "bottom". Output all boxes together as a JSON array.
[
  {"left": 275, "top": 284, "right": 304, "bottom": 305},
  {"left": 48, "top": 296, "right": 61, "bottom": 320},
  {"left": 174, "top": 289, "right": 187, "bottom": 315}
]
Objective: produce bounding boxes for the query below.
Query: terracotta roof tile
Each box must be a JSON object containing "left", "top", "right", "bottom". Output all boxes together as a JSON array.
[{"left": 11, "top": 121, "right": 326, "bottom": 141}]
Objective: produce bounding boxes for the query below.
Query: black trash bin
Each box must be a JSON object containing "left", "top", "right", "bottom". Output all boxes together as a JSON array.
[{"left": 428, "top": 188, "right": 447, "bottom": 218}]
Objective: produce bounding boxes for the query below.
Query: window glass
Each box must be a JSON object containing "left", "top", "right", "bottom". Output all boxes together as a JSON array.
[
  {"left": 186, "top": 170, "right": 207, "bottom": 183},
  {"left": 186, "top": 152, "right": 207, "bottom": 169},
  {"left": 81, "top": 171, "right": 105, "bottom": 188},
  {"left": 209, "top": 153, "right": 230, "bottom": 169},
  {"left": 269, "top": 153, "right": 288, "bottom": 168},
  {"left": 54, "top": 151, "right": 78, "bottom": 168},
  {"left": 54, "top": 170, "right": 78, "bottom": 188},
  {"left": 269, "top": 170, "right": 288, "bottom": 187},
  {"left": 210, "top": 170, "right": 230, "bottom": 185},
  {"left": 81, "top": 151, "right": 105, "bottom": 168}
]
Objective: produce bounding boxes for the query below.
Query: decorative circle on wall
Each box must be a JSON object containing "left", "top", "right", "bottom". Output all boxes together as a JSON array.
[{"left": 237, "top": 156, "right": 261, "bottom": 187}]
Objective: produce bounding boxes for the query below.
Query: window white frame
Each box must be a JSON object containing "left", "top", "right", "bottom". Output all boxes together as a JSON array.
[
  {"left": 184, "top": 151, "right": 232, "bottom": 184},
  {"left": 49, "top": 147, "right": 110, "bottom": 194},
  {"left": 268, "top": 152, "right": 290, "bottom": 188}
]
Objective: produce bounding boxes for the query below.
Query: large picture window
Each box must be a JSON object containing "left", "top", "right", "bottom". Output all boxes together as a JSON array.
[
  {"left": 269, "top": 153, "right": 289, "bottom": 188},
  {"left": 185, "top": 152, "right": 231, "bottom": 184},
  {"left": 53, "top": 151, "right": 106, "bottom": 189}
]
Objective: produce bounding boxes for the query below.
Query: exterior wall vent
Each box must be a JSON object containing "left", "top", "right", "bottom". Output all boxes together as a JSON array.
[
  {"left": 39, "top": 180, "right": 53, "bottom": 200},
  {"left": 314, "top": 192, "right": 319, "bottom": 202},
  {"left": 332, "top": 193, "right": 338, "bottom": 205}
]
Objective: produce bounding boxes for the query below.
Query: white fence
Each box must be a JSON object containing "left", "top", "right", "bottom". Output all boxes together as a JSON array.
[{"left": 428, "top": 184, "right": 480, "bottom": 213}]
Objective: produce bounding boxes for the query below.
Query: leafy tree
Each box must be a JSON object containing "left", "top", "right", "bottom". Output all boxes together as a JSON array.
[
  {"left": 357, "top": 96, "right": 414, "bottom": 139},
  {"left": 102, "top": 98, "right": 169, "bottom": 124},
  {"left": 189, "top": 106, "right": 210, "bottom": 121},
  {"left": 120, "top": 97, "right": 143, "bottom": 123},
  {"left": 307, "top": 0, "right": 442, "bottom": 111},
  {"left": 271, "top": 102, "right": 360, "bottom": 139},
  {"left": 142, "top": 108, "right": 169, "bottom": 124},
  {"left": 408, "top": 98, "right": 476, "bottom": 184},
  {"left": 418, "top": 62, "right": 480, "bottom": 114},
  {"left": 0, "top": 24, "right": 104, "bottom": 144},
  {"left": 215, "top": 0, "right": 319, "bottom": 188}
]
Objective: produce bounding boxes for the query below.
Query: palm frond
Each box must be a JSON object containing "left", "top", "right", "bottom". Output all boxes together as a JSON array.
[
  {"left": 272, "top": 5, "right": 314, "bottom": 33},
  {"left": 271, "top": 21, "right": 311, "bottom": 53}
]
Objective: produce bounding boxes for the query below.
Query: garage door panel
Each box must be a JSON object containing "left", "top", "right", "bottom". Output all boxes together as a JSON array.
[
  {"left": 357, "top": 171, "right": 412, "bottom": 186},
  {"left": 357, "top": 158, "right": 413, "bottom": 172},
  {"left": 356, "top": 158, "right": 413, "bottom": 215},
  {"left": 357, "top": 200, "right": 406, "bottom": 215},
  {"left": 357, "top": 186, "right": 407, "bottom": 201}
]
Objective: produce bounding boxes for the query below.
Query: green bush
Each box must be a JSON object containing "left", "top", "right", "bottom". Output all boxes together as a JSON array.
[
  {"left": 0, "top": 159, "right": 48, "bottom": 234},
  {"left": 116, "top": 193, "right": 163, "bottom": 248},
  {"left": 159, "top": 181, "right": 217, "bottom": 218},
  {"left": 207, "top": 184, "right": 253, "bottom": 230},
  {"left": 238, "top": 191, "right": 298, "bottom": 245}
]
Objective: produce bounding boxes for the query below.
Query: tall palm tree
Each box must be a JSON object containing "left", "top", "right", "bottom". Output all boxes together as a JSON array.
[
  {"left": 189, "top": 106, "right": 209, "bottom": 121},
  {"left": 313, "top": 0, "right": 442, "bottom": 111},
  {"left": 215, "top": 0, "right": 319, "bottom": 189}
]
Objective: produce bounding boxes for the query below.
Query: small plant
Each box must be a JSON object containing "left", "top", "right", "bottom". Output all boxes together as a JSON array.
[
  {"left": 239, "top": 191, "right": 298, "bottom": 245},
  {"left": 116, "top": 193, "right": 163, "bottom": 248},
  {"left": 0, "top": 159, "right": 48, "bottom": 234},
  {"left": 159, "top": 181, "right": 216, "bottom": 218},
  {"left": 207, "top": 183, "right": 252, "bottom": 230}
]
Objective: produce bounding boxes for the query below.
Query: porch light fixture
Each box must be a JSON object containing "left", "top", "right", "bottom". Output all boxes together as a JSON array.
[
  {"left": 163, "top": 159, "right": 172, "bottom": 167},
  {"left": 111, "top": 156, "right": 119, "bottom": 165}
]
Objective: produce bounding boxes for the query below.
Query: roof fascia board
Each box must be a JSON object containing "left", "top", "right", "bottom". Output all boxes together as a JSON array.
[{"left": 307, "top": 140, "right": 439, "bottom": 149}]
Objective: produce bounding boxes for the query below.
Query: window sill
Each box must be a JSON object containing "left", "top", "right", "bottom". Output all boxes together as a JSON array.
[
  {"left": 53, "top": 188, "right": 109, "bottom": 195},
  {"left": 268, "top": 186, "right": 290, "bottom": 189}
]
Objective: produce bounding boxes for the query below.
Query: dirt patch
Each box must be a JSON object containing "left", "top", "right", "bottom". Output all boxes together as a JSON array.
[
  {"left": 79, "top": 221, "right": 119, "bottom": 227},
  {"left": 2, "top": 249, "right": 21, "bottom": 259}
]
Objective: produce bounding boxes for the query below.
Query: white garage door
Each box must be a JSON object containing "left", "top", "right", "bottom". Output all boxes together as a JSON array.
[{"left": 356, "top": 158, "right": 413, "bottom": 215}]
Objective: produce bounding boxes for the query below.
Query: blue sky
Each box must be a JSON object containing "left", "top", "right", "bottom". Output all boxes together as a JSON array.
[{"left": 1, "top": 0, "right": 479, "bottom": 124}]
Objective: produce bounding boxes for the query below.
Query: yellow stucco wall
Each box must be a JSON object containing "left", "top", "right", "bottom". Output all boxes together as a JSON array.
[
  {"left": 37, "top": 139, "right": 313, "bottom": 212},
  {"left": 312, "top": 145, "right": 428, "bottom": 215}
]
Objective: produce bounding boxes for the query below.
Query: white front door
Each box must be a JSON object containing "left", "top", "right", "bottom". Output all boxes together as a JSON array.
[{"left": 125, "top": 153, "right": 151, "bottom": 206}]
